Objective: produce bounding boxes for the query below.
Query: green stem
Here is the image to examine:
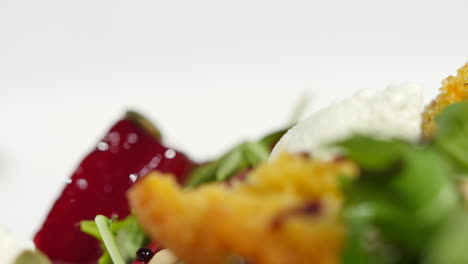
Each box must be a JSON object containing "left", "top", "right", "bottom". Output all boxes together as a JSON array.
[{"left": 95, "top": 215, "right": 126, "bottom": 264}]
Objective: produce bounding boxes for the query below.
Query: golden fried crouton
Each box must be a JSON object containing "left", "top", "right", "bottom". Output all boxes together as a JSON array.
[
  {"left": 422, "top": 63, "right": 468, "bottom": 138},
  {"left": 127, "top": 63, "right": 468, "bottom": 263},
  {"left": 128, "top": 154, "right": 357, "bottom": 264}
]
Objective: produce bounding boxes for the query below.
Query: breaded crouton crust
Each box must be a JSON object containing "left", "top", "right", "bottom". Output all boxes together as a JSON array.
[
  {"left": 422, "top": 63, "right": 468, "bottom": 138},
  {"left": 129, "top": 154, "right": 357, "bottom": 264}
]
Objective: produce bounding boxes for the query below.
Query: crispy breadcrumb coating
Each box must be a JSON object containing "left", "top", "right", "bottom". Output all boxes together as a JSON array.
[
  {"left": 422, "top": 63, "right": 468, "bottom": 138},
  {"left": 128, "top": 154, "right": 357, "bottom": 264}
]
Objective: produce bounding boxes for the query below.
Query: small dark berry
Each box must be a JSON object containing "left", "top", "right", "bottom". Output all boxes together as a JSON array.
[{"left": 136, "top": 247, "right": 154, "bottom": 262}]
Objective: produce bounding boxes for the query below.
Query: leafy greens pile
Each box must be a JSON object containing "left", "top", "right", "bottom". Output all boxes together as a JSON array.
[{"left": 340, "top": 101, "right": 468, "bottom": 264}]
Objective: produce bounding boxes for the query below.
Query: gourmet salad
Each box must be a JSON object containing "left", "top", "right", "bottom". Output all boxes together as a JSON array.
[{"left": 3, "top": 63, "right": 468, "bottom": 264}]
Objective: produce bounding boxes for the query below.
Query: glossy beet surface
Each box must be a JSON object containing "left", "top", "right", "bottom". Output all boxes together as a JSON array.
[{"left": 34, "top": 113, "right": 196, "bottom": 264}]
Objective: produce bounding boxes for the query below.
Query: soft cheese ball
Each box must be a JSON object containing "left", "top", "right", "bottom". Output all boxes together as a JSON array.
[{"left": 272, "top": 84, "right": 423, "bottom": 159}]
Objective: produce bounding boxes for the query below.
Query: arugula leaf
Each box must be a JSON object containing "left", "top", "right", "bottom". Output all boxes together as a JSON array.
[
  {"left": 337, "top": 135, "right": 459, "bottom": 262},
  {"left": 423, "top": 210, "right": 468, "bottom": 264},
  {"left": 186, "top": 128, "right": 288, "bottom": 187},
  {"left": 81, "top": 214, "right": 148, "bottom": 264},
  {"left": 258, "top": 128, "right": 289, "bottom": 148},
  {"left": 335, "top": 136, "right": 403, "bottom": 173},
  {"left": 342, "top": 217, "right": 401, "bottom": 264},
  {"left": 243, "top": 141, "right": 270, "bottom": 165},
  {"left": 80, "top": 220, "right": 100, "bottom": 239},
  {"left": 185, "top": 162, "right": 218, "bottom": 187},
  {"left": 338, "top": 100, "right": 468, "bottom": 263},
  {"left": 433, "top": 101, "right": 468, "bottom": 171},
  {"left": 113, "top": 215, "right": 148, "bottom": 261},
  {"left": 216, "top": 148, "right": 244, "bottom": 181}
]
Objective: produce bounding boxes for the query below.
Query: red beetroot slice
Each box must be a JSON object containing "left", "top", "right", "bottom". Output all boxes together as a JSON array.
[{"left": 34, "top": 112, "right": 196, "bottom": 264}]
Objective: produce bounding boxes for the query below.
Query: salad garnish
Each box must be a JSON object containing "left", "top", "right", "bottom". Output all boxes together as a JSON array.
[
  {"left": 26, "top": 62, "right": 468, "bottom": 264},
  {"left": 81, "top": 215, "right": 148, "bottom": 264},
  {"left": 128, "top": 99, "right": 468, "bottom": 264},
  {"left": 186, "top": 128, "right": 287, "bottom": 187},
  {"left": 94, "top": 215, "right": 125, "bottom": 264}
]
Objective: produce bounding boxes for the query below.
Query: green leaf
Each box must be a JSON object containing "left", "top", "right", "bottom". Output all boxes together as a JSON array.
[
  {"left": 113, "top": 215, "right": 148, "bottom": 261},
  {"left": 342, "top": 218, "right": 397, "bottom": 264},
  {"left": 81, "top": 220, "right": 101, "bottom": 240},
  {"left": 80, "top": 214, "right": 148, "bottom": 264},
  {"left": 434, "top": 101, "right": 468, "bottom": 170},
  {"left": 185, "top": 128, "right": 289, "bottom": 186},
  {"left": 216, "top": 148, "right": 243, "bottom": 181},
  {"left": 389, "top": 148, "right": 457, "bottom": 213},
  {"left": 185, "top": 162, "right": 218, "bottom": 188},
  {"left": 243, "top": 141, "right": 270, "bottom": 166},
  {"left": 338, "top": 135, "right": 458, "bottom": 254},
  {"left": 259, "top": 128, "right": 289, "bottom": 149},
  {"left": 423, "top": 209, "right": 468, "bottom": 264},
  {"left": 98, "top": 252, "right": 111, "bottom": 264},
  {"left": 335, "top": 136, "right": 403, "bottom": 173}
]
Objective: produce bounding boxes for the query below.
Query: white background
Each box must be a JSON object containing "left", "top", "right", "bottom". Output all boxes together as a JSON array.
[{"left": 1, "top": 0, "right": 467, "bottom": 240}]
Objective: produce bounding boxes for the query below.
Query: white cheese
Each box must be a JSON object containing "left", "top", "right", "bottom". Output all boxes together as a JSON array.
[{"left": 271, "top": 84, "right": 423, "bottom": 159}]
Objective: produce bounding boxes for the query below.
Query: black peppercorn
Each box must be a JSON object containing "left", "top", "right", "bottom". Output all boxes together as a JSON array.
[{"left": 136, "top": 247, "right": 154, "bottom": 262}]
